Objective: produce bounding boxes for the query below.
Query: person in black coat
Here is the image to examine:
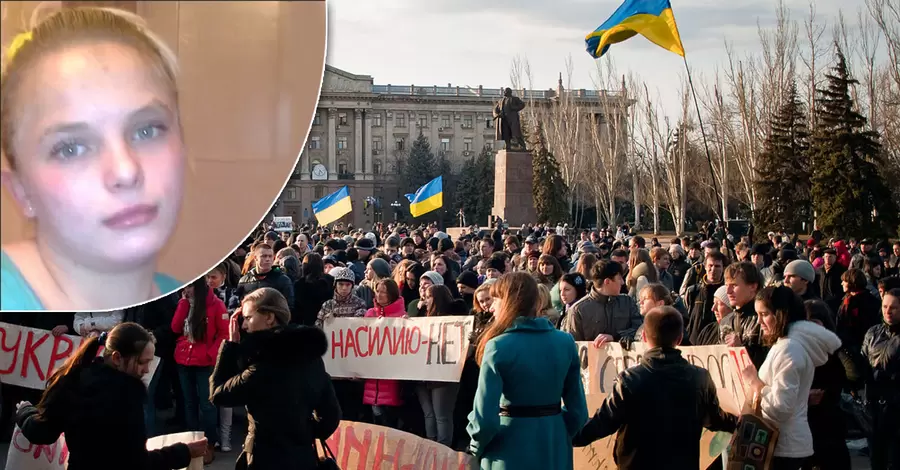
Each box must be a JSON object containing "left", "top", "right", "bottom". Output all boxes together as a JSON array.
[
  {"left": 573, "top": 307, "right": 737, "bottom": 470},
  {"left": 293, "top": 253, "right": 334, "bottom": 326},
  {"left": 15, "top": 323, "right": 207, "bottom": 470},
  {"left": 210, "top": 287, "right": 341, "bottom": 470}
]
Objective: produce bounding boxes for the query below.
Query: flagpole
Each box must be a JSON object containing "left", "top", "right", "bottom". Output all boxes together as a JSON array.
[{"left": 681, "top": 54, "right": 725, "bottom": 221}]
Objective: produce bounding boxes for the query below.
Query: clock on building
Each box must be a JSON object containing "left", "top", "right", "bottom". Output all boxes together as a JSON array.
[{"left": 311, "top": 163, "right": 328, "bottom": 181}]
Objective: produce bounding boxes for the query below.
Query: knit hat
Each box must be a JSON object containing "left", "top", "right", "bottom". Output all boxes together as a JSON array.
[
  {"left": 421, "top": 271, "right": 444, "bottom": 286},
  {"left": 487, "top": 256, "right": 506, "bottom": 273},
  {"left": 784, "top": 260, "right": 816, "bottom": 283},
  {"left": 330, "top": 267, "right": 355, "bottom": 284},
  {"left": 456, "top": 270, "right": 479, "bottom": 289},
  {"left": 368, "top": 258, "right": 392, "bottom": 279},
  {"left": 355, "top": 237, "right": 375, "bottom": 250},
  {"left": 713, "top": 285, "right": 730, "bottom": 308}
]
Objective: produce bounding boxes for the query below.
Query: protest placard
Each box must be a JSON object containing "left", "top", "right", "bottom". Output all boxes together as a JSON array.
[
  {"left": 322, "top": 316, "right": 473, "bottom": 382},
  {"left": 0, "top": 322, "right": 159, "bottom": 391},
  {"left": 146, "top": 431, "right": 205, "bottom": 470},
  {"left": 323, "top": 420, "right": 476, "bottom": 470},
  {"left": 273, "top": 216, "right": 293, "bottom": 232},
  {"left": 5, "top": 425, "right": 68, "bottom": 470}
]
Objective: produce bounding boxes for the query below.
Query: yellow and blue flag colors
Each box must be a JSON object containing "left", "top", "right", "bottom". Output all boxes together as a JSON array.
[
  {"left": 312, "top": 186, "right": 353, "bottom": 226},
  {"left": 585, "top": 0, "right": 685, "bottom": 59},
  {"left": 405, "top": 176, "right": 443, "bottom": 218}
]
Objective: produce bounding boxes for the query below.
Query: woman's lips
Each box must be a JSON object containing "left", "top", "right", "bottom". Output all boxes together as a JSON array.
[{"left": 102, "top": 204, "right": 159, "bottom": 229}]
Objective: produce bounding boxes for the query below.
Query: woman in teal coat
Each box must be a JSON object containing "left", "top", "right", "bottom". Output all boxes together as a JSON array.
[{"left": 467, "top": 272, "right": 588, "bottom": 469}]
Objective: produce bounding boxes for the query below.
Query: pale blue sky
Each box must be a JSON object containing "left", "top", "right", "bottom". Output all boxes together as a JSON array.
[{"left": 326, "top": 0, "right": 872, "bottom": 117}]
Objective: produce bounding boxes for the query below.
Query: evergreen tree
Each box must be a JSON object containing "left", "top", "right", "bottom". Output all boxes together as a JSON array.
[
  {"left": 395, "top": 132, "right": 438, "bottom": 196},
  {"left": 530, "top": 122, "right": 568, "bottom": 224},
  {"left": 454, "top": 157, "right": 480, "bottom": 224},
  {"left": 810, "top": 46, "right": 899, "bottom": 239},
  {"left": 754, "top": 82, "right": 811, "bottom": 234}
]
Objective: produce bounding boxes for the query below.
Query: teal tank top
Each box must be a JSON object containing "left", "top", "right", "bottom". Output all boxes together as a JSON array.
[{"left": 0, "top": 250, "right": 182, "bottom": 310}]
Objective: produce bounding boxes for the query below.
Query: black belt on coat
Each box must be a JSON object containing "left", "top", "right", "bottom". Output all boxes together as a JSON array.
[{"left": 498, "top": 403, "right": 561, "bottom": 418}]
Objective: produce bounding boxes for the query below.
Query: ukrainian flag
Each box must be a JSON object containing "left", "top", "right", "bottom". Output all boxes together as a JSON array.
[
  {"left": 405, "top": 176, "right": 443, "bottom": 218},
  {"left": 312, "top": 186, "right": 352, "bottom": 226},
  {"left": 585, "top": 0, "right": 685, "bottom": 59}
]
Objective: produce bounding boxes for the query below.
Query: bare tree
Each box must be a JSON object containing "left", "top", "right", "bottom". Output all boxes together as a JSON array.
[
  {"left": 587, "top": 57, "right": 630, "bottom": 227},
  {"left": 800, "top": 1, "right": 827, "bottom": 129},
  {"left": 866, "top": 0, "right": 900, "bottom": 90},
  {"left": 723, "top": 46, "right": 761, "bottom": 215}
]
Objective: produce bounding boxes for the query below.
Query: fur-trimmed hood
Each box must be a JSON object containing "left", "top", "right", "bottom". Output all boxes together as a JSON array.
[{"left": 240, "top": 324, "right": 328, "bottom": 364}]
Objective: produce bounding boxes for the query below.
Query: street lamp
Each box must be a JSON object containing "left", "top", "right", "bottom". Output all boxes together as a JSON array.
[{"left": 391, "top": 200, "right": 401, "bottom": 222}]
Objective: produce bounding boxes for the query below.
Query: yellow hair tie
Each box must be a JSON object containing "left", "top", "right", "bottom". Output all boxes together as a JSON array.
[{"left": 7, "top": 31, "right": 34, "bottom": 62}]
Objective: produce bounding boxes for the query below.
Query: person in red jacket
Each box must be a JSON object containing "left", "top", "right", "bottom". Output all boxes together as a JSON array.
[
  {"left": 363, "top": 279, "right": 407, "bottom": 428},
  {"left": 171, "top": 277, "right": 228, "bottom": 464}
]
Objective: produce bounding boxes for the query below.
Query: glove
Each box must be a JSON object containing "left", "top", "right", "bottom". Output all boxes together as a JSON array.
[{"left": 619, "top": 335, "right": 634, "bottom": 350}]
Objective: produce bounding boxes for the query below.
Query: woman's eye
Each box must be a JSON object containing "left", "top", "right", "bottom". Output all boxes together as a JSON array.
[
  {"left": 50, "top": 141, "right": 88, "bottom": 160},
  {"left": 132, "top": 124, "right": 167, "bottom": 141}
]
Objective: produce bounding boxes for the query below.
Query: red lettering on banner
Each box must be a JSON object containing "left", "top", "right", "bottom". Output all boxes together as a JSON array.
[
  {"left": 345, "top": 329, "right": 358, "bottom": 358},
  {"left": 0, "top": 326, "right": 22, "bottom": 374},
  {"left": 355, "top": 326, "right": 369, "bottom": 358},
  {"left": 370, "top": 326, "right": 388, "bottom": 356},
  {"left": 373, "top": 432, "right": 411, "bottom": 469},
  {"left": 421, "top": 445, "right": 439, "bottom": 470},
  {"left": 331, "top": 330, "right": 344, "bottom": 359},
  {"left": 729, "top": 349, "right": 751, "bottom": 391},
  {"left": 407, "top": 327, "right": 421, "bottom": 354},
  {"left": 11, "top": 427, "right": 68, "bottom": 463},
  {"left": 340, "top": 424, "right": 372, "bottom": 470},
  {"left": 21, "top": 331, "right": 50, "bottom": 382},
  {"left": 393, "top": 327, "right": 406, "bottom": 355},
  {"left": 47, "top": 335, "right": 75, "bottom": 377}
]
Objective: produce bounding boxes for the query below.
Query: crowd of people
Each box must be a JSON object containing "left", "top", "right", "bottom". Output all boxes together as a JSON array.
[{"left": 1, "top": 220, "right": 898, "bottom": 470}]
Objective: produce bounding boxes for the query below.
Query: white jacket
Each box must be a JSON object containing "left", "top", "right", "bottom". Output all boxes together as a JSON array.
[
  {"left": 73, "top": 311, "right": 124, "bottom": 336},
  {"left": 757, "top": 320, "right": 841, "bottom": 458}
]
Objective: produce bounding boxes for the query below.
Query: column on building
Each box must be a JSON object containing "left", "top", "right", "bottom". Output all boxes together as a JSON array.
[
  {"left": 327, "top": 108, "right": 337, "bottom": 180},
  {"left": 299, "top": 145, "right": 309, "bottom": 180},
  {"left": 364, "top": 110, "right": 373, "bottom": 180},
  {"left": 354, "top": 108, "right": 364, "bottom": 178}
]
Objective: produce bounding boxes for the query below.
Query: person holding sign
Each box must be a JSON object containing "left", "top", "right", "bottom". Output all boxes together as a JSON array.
[
  {"left": 572, "top": 307, "right": 738, "bottom": 469},
  {"left": 467, "top": 272, "right": 588, "bottom": 469},
  {"left": 15, "top": 323, "right": 208, "bottom": 469}
]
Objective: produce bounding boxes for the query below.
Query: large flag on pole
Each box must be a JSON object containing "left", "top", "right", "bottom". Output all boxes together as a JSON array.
[
  {"left": 405, "top": 176, "right": 443, "bottom": 218},
  {"left": 585, "top": 0, "right": 685, "bottom": 59},
  {"left": 312, "top": 186, "right": 352, "bottom": 226}
]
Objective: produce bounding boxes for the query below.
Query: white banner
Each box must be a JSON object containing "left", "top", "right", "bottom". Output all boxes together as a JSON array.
[
  {"left": 322, "top": 316, "right": 474, "bottom": 382},
  {"left": 0, "top": 323, "right": 159, "bottom": 390},
  {"left": 273, "top": 216, "right": 293, "bottom": 232}
]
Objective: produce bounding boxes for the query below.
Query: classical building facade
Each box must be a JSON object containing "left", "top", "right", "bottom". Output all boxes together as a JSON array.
[{"left": 278, "top": 65, "right": 628, "bottom": 227}]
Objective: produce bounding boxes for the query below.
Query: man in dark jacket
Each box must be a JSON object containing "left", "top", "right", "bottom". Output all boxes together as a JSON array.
[
  {"left": 231, "top": 243, "right": 295, "bottom": 311},
  {"left": 860, "top": 288, "right": 900, "bottom": 470},
  {"left": 573, "top": 306, "right": 737, "bottom": 469},
  {"left": 722, "top": 262, "right": 767, "bottom": 369},
  {"left": 818, "top": 248, "right": 846, "bottom": 312},
  {"left": 563, "top": 259, "right": 642, "bottom": 344},
  {"left": 684, "top": 252, "right": 726, "bottom": 345}
]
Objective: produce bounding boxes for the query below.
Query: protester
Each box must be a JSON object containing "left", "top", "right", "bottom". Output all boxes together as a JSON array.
[
  {"left": 292, "top": 253, "right": 334, "bottom": 326},
  {"left": 573, "top": 306, "right": 738, "bottom": 469},
  {"left": 861, "top": 288, "right": 900, "bottom": 470},
  {"left": 563, "top": 259, "right": 641, "bottom": 346},
  {"left": 363, "top": 279, "right": 407, "bottom": 428},
  {"left": 15, "top": 323, "right": 208, "bottom": 469},
  {"left": 740, "top": 286, "right": 841, "bottom": 470},
  {"left": 684, "top": 252, "right": 727, "bottom": 346},
  {"left": 467, "top": 272, "right": 588, "bottom": 469},
  {"left": 722, "top": 262, "right": 767, "bottom": 368},
  {"left": 210, "top": 287, "right": 341, "bottom": 469},
  {"left": 231, "top": 243, "right": 295, "bottom": 311},
  {"left": 555, "top": 272, "right": 589, "bottom": 329},
  {"left": 695, "top": 285, "right": 733, "bottom": 346}
]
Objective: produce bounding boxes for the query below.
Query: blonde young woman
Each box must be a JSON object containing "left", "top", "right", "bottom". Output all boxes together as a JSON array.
[
  {"left": 468, "top": 272, "right": 588, "bottom": 469},
  {"left": 1, "top": 7, "right": 186, "bottom": 310}
]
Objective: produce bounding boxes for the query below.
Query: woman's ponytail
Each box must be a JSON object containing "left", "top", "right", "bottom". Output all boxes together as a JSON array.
[{"left": 38, "top": 336, "right": 103, "bottom": 411}]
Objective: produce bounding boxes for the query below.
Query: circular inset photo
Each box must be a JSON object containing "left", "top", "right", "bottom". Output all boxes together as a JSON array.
[{"left": 0, "top": 1, "right": 327, "bottom": 311}]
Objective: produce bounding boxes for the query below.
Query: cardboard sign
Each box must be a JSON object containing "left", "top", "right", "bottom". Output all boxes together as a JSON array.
[
  {"left": 273, "top": 216, "right": 293, "bottom": 232},
  {"left": 0, "top": 323, "right": 159, "bottom": 391},
  {"left": 322, "top": 316, "right": 473, "bottom": 382},
  {"left": 323, "top": 421, "right": 476, "bottom": 470},
  {"left": 5, "top": 426, "right": 68, "bottom": 470},
  {"left": 146, "top": 431, "right": 205, "bottom": 470}
]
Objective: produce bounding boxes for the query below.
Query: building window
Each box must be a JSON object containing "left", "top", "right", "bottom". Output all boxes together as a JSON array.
[
  {"left": 484, "top": 141, "right": 494, "bottom": 151},
  {"left": 440, "top": 138, "right": 451, "bottom": 152},
  {"left": 485, "top": 118, "right": 494, "bottom": 129},
  {"left": 338, "top": 113, "right": 348, "bottom": 126},
  {"left": 417, "top": 115, "right": 428, "bottom": 128},
  {"left": 337, "top": 136, "right": 348, "bottom": 150},
  {"left": 395, "top": 114, "right": 406, "bottom": 128},
  {"left": 396, "top": 137, "right": 405, "bottom": 151},
  {"left": 372, "top": 114, "right": 382, "bottom": 127},
  {"left": 463, "top": 115, "right": 473, "bottom": 128},
  {"left": 313, "top": 113, "right": 322, "bottom": 126},
  {"left": 286, "top": 188, "right": 297, "bottom": 200},
  {"left": 308, "top": 136, "right": 321, "bottom": 150},
  {"left": 441, "top": 115, "right": 451, "bottom": 128},
  {"left": 338, "top": 161, "right": 348, "bottom": 174},
  {"left": 314, "top": 185, "right": 324, "bottom": 199},
  {"left": 373, "top": 160, "right": 382, "bottom": 175},
  {"left": 464, "top": 138, "right": 473, "bottom": 151},
  {"left": 372, "top": 137, "right": 383, "bottom": 151}
]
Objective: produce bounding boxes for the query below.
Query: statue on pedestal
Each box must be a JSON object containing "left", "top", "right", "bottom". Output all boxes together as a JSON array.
[{"left": 493, "top": 87, "right": 527, "bottom": 151}]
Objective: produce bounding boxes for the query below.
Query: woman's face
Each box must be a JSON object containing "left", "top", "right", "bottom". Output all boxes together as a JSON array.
[
  {"left": 112, "top": 341, "right": 155, "bottom": 379},
  {"left": 539, "top": 261, "right": 553, "bottom": 276},
  {"left": 476, "top": 290, "right": 494, "bottom": 312},
  {"left": 872, "top": 265, "right": 882, "bottom": 278},
  {"left": 527, "top": 257, "right": 539, "bottom": 270},
  {"left": 432, "top": 258, "right": 447, "bottom": 275},
  {"left": 5, "top": 42, "right": 184, "bottom": 269},
  {"left": 241, "top": 301, "right": 276, "bottom": 333},
  {"left": 419, "top": 278, "right": 433, "bottom": 298},
  {"left": 422, "top": 288, "right": 433, "bottom": 309},
  {"left": 559, "top": 281, "right": 577, "bottom": 305},
  {"left": 206, "top": 270, "right": 225, "bottom": 289},
  {"left": 364, "top": 263, "right": 375, "bottom": 281},
  {"left": 335, "top": 280, "right": 353, "bottom": 297},
  {"left": 638, "top": 292, "right": 664, "bottom": 316},
  {"left": 713, "top": 298, "right": 731, "bottom": 322},
  {"left": 405, "top": 272, "right": 418, "bottom": 289},
  {"left": 755, "top": 299, "right": 777, "bottom": 337},
  {"left": 375, "top": 283, "right": 389, "bottom": 306}
]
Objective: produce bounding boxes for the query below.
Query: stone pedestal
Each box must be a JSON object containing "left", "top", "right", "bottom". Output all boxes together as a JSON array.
[{"left": 492, "top": 150, "right": 535, "bottom": 226}]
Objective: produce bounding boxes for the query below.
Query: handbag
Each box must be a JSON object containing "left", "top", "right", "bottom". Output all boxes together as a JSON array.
[
  {"left": 315, "top": 438, "right": 340, "bottom": 470},
  {"left": 726, "top": 392, "right": 780, "bottom": 470}
]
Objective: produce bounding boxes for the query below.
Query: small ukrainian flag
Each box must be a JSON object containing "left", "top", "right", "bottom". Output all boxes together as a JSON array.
[
  {"left": 312, "top": 186, "right": 353, "bottom": 226},
  {"left": 405, "top": 176, "right": 443, "bottom": 218},
  {"left": 586, "top": 0, "right": 685, "bottom": 59}
]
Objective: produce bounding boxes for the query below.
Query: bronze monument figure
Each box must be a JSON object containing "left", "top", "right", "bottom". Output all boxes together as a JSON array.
[{"left": 493, "top": 87, "right": 527, "bottom": 151}]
